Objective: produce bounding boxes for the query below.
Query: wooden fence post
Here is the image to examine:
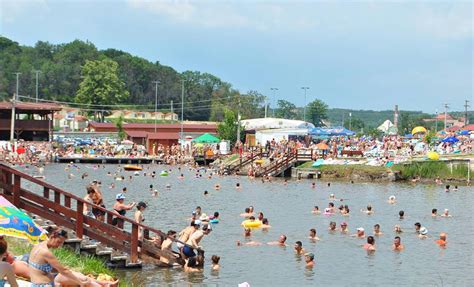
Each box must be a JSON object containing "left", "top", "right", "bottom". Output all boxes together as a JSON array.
[
  {"left": 54, "top": 190, "right": 60, "bottom": 215},
  {"left": 130, "top": 224, "right": 139, "bottom": 263},
  {"left": 76, "top": 201, "right": 84, "bottom": 239},
  {"left": 43, "top": 187, "right": 50, "bottom": 199},
  {"left": 12, "top": 175, "right": 21, "bottom": 207}
]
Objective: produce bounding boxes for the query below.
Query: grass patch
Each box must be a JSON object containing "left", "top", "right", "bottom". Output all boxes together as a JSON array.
[
  {"left": 392, "top": 161, "right": 469, "bottom": 179},
  {"left": 5, "top": 238, "right": 131, "bottom": 287}
]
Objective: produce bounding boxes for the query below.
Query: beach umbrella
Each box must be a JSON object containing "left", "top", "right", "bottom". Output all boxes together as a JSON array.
[
  {"left": 315, "top": 142, "right": 329, "bottom": 150},
  {"left": 411, "top": 126, "right": 427, "bottom": 135},
  {"left": 0, "top": 196, "right": 47, "bottom": 244},
  {"left": 192, "top": 133, "right": 220, "bottom": 143},
  {"left": 309, "top": 128, "right": 330, "bottom": 136},
  {"left": 441, "top": 137, "right": 459, "bottom": 143},
  {"left": 458, "top": 130, "right": 469, "bottom": 136}
]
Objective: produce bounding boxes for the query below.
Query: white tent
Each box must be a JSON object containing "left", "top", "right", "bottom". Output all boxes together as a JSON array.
[
  {"left": 255, "top": 128, "right": 310, "bottom": 145},
  {"left": 241, "top": 118, "right": 314, "bottom": 131},
  {"left": 377, "top": 120, "right": 394, "bottom": 133}
]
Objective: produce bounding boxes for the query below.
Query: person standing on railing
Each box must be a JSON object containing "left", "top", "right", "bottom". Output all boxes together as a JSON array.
[{"left": 112, "top": 193, "right": 136, "bottom": 229}]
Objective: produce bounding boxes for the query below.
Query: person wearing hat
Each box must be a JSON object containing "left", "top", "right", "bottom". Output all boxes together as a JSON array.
[
  {"left": 112, "top": 193, "right": 135, "bottom": 229},
  {"left": 418, "top": 227, "right": 428, "bottom": 239},
  {"left": 352, "top": 227, "right": 365, "bottom": 238},
  {"left": 304, "top": 253, "right": 315, "bottom": 268}
]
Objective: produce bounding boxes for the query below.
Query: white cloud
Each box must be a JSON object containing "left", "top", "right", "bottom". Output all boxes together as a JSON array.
[
  {"left": 126, "top": 0, "right": 317, "bottom": 30},
  {"left": 0, "top": 0, "right": 49, "bottom": 23}
]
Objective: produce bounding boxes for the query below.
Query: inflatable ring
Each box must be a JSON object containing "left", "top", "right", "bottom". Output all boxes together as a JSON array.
[
  {"left": 160, "top": 171, "right": 169, "bottom": 176},
  {"left": 241, "top": 220, "right": 262, "bottom": 228},
  {"left": 210, "top": 219, "right": 219, "bottom": 224}
]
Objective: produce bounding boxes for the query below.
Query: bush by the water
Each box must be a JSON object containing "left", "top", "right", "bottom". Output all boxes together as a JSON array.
[{"left": 392, "top": 161, "right": 469, "bottom": 180}]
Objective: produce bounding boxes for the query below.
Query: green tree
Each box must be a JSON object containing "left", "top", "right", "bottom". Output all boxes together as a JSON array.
[
  {"left": 115, "top": 114, "right": 126, "bottom": 141},
  {"left": 76, "top": 59, "right": 129, "bottom": 121},
  {"left": 275, "top": 100, "right": 297, "bottom": 119},
  {"left": 344, "top": 117, "right": 365, "bottom": 131},
  {"left": 307, "top": 99, "right": 328, "bottom": 126},
  {"left": 217, "top": 109, "right": 243, "bottom": 146}
]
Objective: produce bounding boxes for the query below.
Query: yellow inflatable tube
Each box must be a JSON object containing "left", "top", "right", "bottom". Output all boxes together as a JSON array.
[{"left": 241, "top": 219, "right": 262, "bottom": 228}]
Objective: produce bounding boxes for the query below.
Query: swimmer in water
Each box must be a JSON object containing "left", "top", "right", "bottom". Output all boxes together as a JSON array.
[
  {"left": 267, "top": 235, "right": 287, "bottom": 246},
  {"left": 431, "top": 208, "right": 438, "bottom": 217},
  {"left": 329, "top": 194, "right": 336, "bottom": 201},
  {"left": 309, "top": 228, "right": 320, "bottom": 241},
  {"left": 122, "top": 187, "right": 127, "bottom": 193},
  {"left": 166, "top": 184, "right": 171, "bottom": 189},
  {"left": 240, "top": 208, "right": 253, "bottom": 218},
  {"left": 235, "top": 183, "right": 241, "bottom": 189},
  {"left": 328, "top": 221, "right": 337, "bottom": 232},
  {"left": 305, "top": 253, "right": 315, "bottom": 268},
  {"left": 435, "top": 232, "right": 447, "bottom": 247},
  {"left": 149, "top": 185, "right": 153, "bottom": 193},
  {"left": 388, "top": 195, "right": 396, "bottom": 204},
  {"left": 236, "top": 240, "right": 262, "bottom": 247},
  {"left": 327, "top": 182, "right": 331, "bottom": 187},
  {"left": 373, "top": 224, "right": 383, "bottom": 236},
  {"left": 153, "top": 189, "right": 159, "bottom": 197},
  {"left": 435, "top": 177, "right": 442, "bottom": 185},
  {"left": 211, "top": 255, "right": 220, "bottom": 271},
  {"left": 363, "top": 236, "right": 376, "bottom": 252},
  {"left": 453, "top": 185, "right": 458, "bottom": 191},
  {"left": 261, "top": 218, "right": 271, "bottom": 229},
  {"left": 257, "top": 212, "right": 264, "bottom": 221},
  {"left": 441, "top": 209, "right": 452, "bottom": 217},
  {"left": 311, "top": 206, "right": 321, "bottom": 214},
  {"left": 283, "top": 179, "right": 288, "bottom": 186},
  {"left": 311, "top": 182, "right": 316, "bottom": 189},
  {"left": 392, "top": 236, "right": 404, "bottom": 251},
  {"left": 394, "top": 225, "right": 403, "bottom": 234},
  {"left": 351, "top": 227, "right": 366, "bottom": 238},
  {"left": 444, "top": 185, "right": 450, "bottom": 192},
  {"left": 214, "top": 184, "right": 220, "bottom": 190},
  {"left": 294, "top": 241, "right": 306, "bottom": 255},
  {"left": 340, "top": 222, "right": 349, "bottom": 234},
  {"left": 178, "top": 174, "right": 184, "bottom": 179},
  {"left": 361, "top": 205, "right": 373, "bottom": 215},
  {"left": 399, "top": 210, "right": 405, "bottom": 220},
  {"left": 243, "top": 228, "right": 251, "bottom": 237},
  {"left": 204, "top": 190, "right": 209, "bottom": 196}
]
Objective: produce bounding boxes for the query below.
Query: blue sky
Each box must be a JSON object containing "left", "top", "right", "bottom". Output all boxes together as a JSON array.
[{"left": 1, "top": 0, "right": 472, "bottom": 113}]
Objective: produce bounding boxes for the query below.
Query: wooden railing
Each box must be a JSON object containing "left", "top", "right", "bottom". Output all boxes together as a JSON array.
[
  {"left": 0, "top": 164, "right": 198, "bottom": 264},
  {"left": 227, "top": 148, "right": 267, "bottom": 173},
  {"left": 254, "top": 149, "right": 314, "bottom": 177}
]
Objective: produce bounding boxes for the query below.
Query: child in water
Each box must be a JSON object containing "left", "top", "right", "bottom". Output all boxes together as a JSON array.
[{"left": 211, "top": 255, "right": 220, "bottom": 271}]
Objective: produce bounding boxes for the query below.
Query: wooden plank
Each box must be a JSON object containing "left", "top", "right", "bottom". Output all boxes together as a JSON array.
[
  {"left": 83, "top": 217, "right": 130, "bottom": 241},
  {"left": 12, "top": 175, "right": 21, "bottom": 207},
  {"left": 130, "top": 224, "right": 139, "bottom": 263},
  {"left": 64, "top": 195, "right": 71, "bottom": 208},
  {"left": 76, "top": 201, "right": 84, "bottom": 239},
  {"left": 21, "top": 190, "right": 76, "bottom": 218},
  {"left": 43, "top": 187, "right": 50, "bottom": 199}
]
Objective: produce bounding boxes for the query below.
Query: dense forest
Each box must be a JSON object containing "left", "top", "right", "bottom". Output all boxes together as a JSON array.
[
  {"left": 2, "top": 36, "right": 468, "bottom": 130},
  {"left": 0, "top": 36, "right": 266, "bottom": 121}
]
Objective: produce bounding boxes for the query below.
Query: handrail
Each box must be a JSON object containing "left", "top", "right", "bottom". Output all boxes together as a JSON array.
[
  {"left": 255, "top": 151, "right": 298, "bottom": 177},
  {"left": 0, "top": 163, "right": 198, "bottom": 263},
  {"left": 227, "top": 148, "right": 265, "bottom": 173}
]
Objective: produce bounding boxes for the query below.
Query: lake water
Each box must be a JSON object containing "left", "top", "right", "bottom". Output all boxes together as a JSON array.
[{"left": 18, "top": 163, "right": 473, "bottom": 286}]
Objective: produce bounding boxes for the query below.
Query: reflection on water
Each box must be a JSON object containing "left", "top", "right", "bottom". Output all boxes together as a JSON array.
[{"left": 18, "top": 164, "right": 474, "bottom": 286}]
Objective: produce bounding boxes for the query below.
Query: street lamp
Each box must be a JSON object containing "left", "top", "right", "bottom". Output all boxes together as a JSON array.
[
  {"left": 301, "top": 87, "right": 310, "bottom": 122},
  {"left": 270, "top": 87, "right": 278, "bottom": 118},
  {"left": 152, "top": 80, "right": 160, "bottom": 133}
]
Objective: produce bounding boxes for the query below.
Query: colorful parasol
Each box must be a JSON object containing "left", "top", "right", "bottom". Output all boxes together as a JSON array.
[{"left": 0, "top": 196, "right": 47, "bottom": 244}]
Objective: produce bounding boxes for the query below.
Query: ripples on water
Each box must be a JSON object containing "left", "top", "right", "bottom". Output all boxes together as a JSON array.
[{"left": 18, "top": 164, "right": 473, "bottom": 286}]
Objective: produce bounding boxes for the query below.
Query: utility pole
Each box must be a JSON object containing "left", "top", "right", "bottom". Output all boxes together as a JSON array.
[
  {"left": 237, "top": 94, "right": 242, "bottom": 144},
  {"left": 34, "top": 70, "right": 41, "bottom": 103},
  {"left": 444, "top": 103, "right": 449, "bottom": 130},
  {"left": 14, "top": 72, "right": 21, "bottom": 101},
  {"left": 11, "top": 73, "right": 21, "bottom": 142},
  {"left": 264, "top": 96, "right": 268, "bottom": 118},
  {"left": 349, "top": 112, "right": 352, "bottom": 130},
  {"left": 152, "top": 80, "right": 160, "bottom": 133},
  {"left": 170, "top": 100, "right": 174, "bottom": 123},
  {"left": 180, "top": 79, "right": 185, "bottom": 144},
  {"left": 301, "top": 87, "right": 309, "bottom": 122},
  {"left": 464, "top": 100, "right": 470, "bottom": 125},
  {"left": 270, "top": 87, "right": 278, "bottom": 118}
]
